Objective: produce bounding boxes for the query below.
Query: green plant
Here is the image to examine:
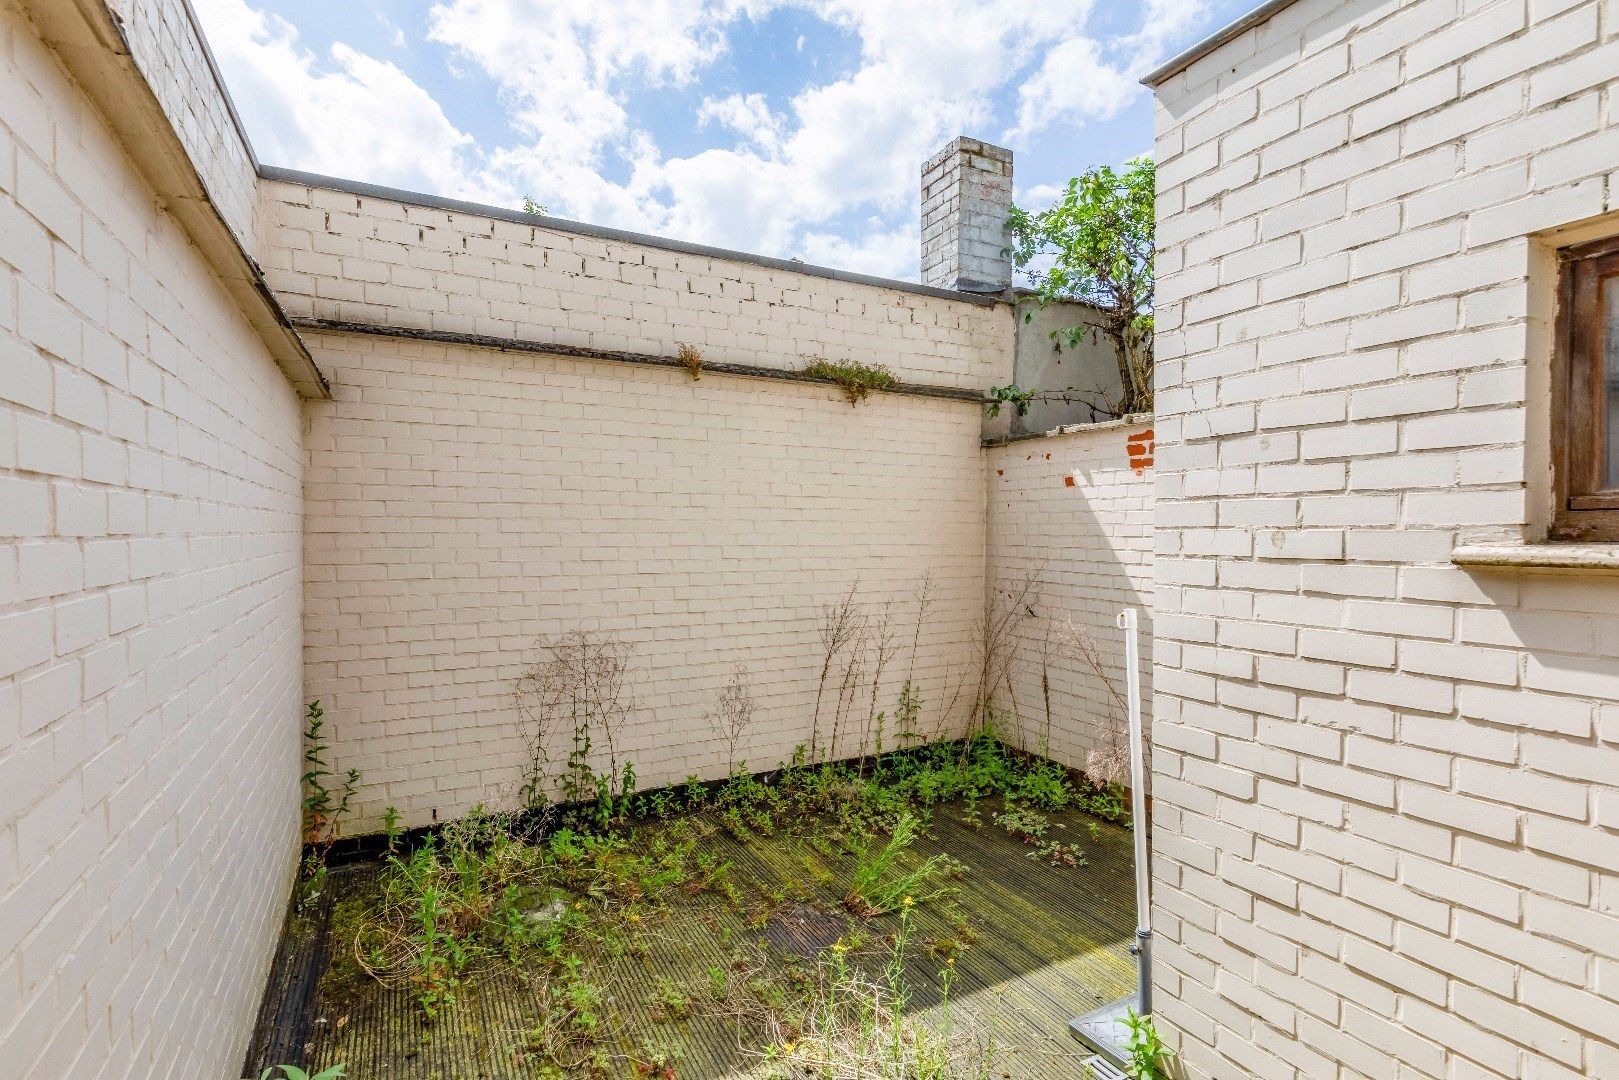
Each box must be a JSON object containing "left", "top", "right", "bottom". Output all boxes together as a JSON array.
[
  {"left": 382, "top": 805, "right": 401, "bottom": 853},
  {"left": 676, "top": 342, "right": 703, "bottom": 380},
  {"left": 651, "top": 975, "right": 689, "bottom": 1020},
  {"left": 515, "top": 629, "right": 636, "bottom": 819},
  {"left": 803, "top": 359, "right": 897, "bottom": 405},
  {"left": 844, "top": 813, "right": 959, "bottom": 915},
  {"left": 297, "top": 852, "right": 328, "bottom": 913},
  {"left": 758, "top": 903, "right": 995, "bottom": 1078},
  {"left": 248, "top": 1068, "right": 347, "bottom": 1080},
  {"left": 707, "top": 965, "right": 729, "bottom": 1000},
  {"left": 1123, "top": 1010, "right": 1175, "bottom": 1080},
  {"left": 1006, "top": 156, "right": 1155, "bottom": 420},
  {"left": 521, "top": 196, "right": 547, "bottom": 215},
  {"left": 986, "top": 383, "right": 1037, "bottom": 417},
  {"left": 358, "top": 806, "right": 554, "bottom": 1016},
  {"left": 301, "top": 701, "right": 358, "bottom": 852}
]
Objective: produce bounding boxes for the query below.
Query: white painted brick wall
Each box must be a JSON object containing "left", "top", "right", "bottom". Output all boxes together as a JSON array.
[
  {"left": 258, "top": 179, "right": 1014, "bottom": 393},
  {"left": 112, "top": 0, "right": 260, "bottom": 250},
  {"left": 1152, "top": 0, "right": 1619, "bottom": 1076},
  {"left": 985, "top": 423, "right": 1155, "bottom": 774},
  {"left": 0, "top": 2, "right": 302, "bottom": 1077},
  {"left": 303, "top": 330, "right": 988, "bottom": 829}
]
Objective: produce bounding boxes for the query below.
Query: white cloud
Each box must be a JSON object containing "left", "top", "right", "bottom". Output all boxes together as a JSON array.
[
  {"left": 1018, "top": 182, "right": 1067, "bottom": 210},
  {"left": 198, "top": 0, "right": 1211, "bottom": 278},
  {"left": 1011, "top": 37, "right": 1137, "bottom": 139},
  {"left": 193, "top": 0, "right": 478, "bottom": 196},
  {"left": 697, "top": 93, "right": 783, "bottom": 155},
  {"left": 795, "top": 222, "right": 915, "bottom": 280}
]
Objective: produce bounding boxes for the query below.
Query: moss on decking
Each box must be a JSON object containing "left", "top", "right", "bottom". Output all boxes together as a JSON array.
[{"left": 248, "top": 803, "right": 1136, "bottom": 1079}]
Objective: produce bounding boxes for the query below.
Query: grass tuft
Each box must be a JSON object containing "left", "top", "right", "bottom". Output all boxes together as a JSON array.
[{"left": 803, "top": 359, "right": 896, "bottom": 405}]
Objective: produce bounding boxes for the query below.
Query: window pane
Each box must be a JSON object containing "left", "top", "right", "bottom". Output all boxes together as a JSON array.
[{"left": 1608, "top": 274, "right": 1619, "bottom": 489}]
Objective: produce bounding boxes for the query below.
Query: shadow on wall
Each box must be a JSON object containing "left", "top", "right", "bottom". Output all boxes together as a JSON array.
[
  {"left": 984, "top": 423, "right": 1155, "bottom": 780},
  {"left": 1011, "top": 297, "right": 1128, "bottom": 437}
]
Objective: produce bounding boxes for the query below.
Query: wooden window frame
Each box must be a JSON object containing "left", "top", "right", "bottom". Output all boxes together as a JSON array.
[{"left": 1551, "top": 235, "right": 1619, "bottom": 542}]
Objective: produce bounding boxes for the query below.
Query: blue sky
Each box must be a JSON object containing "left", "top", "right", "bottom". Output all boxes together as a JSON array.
[{"left": 194, "top": 0, "right": 1254, "bottom": 279}]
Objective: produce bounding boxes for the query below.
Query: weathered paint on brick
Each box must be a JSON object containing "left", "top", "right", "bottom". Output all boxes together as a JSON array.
[
  {"left": 0, "top": 2, "right": 302, "bottom": 1077},
  {"left": 985, "top": 425, "right": 1154, "bottom": 775},
  {"left": 1151, "top": 0, "right": 1619, "bottom": 1076}
]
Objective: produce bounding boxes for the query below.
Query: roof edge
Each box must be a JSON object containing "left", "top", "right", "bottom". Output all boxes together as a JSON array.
[
  {"left": 258, "top": 165, "right": 1004, "bottom": 308},
  {"left": 1141, "top": 0, "right": 1305, "bottom": 87}
]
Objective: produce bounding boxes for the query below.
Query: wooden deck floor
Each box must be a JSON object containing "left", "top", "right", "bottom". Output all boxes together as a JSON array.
[{"left": 248, "top": 803, "right": 1137, "bottom": 1079}]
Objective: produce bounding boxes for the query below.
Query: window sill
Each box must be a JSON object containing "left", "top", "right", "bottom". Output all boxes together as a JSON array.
[{"left": 1452, "top": 543, "right": 1619, "bottom": 571}]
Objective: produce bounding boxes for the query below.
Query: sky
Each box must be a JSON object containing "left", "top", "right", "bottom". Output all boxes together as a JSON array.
[{"left": 193, "top": 0, "right": 1254, "bottom": 281}]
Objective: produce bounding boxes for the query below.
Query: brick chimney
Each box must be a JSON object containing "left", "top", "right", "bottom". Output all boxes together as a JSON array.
[{"left": 920, "top": 137, "right": 1014, "bottom": 293}]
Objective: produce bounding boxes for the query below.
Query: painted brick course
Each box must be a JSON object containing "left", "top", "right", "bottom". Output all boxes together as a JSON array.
[
  {"left": 302, "top": 330, "right": 990, "bottom": 830},
  {"left": 985, "top": 424, "right": 1154, "bottom": 775},
  {"left": 1151, "top": 0, "right": 1619, "bottom": 1076},
  {"left": 259, "top": 178, "right": 1014, "bottom": 393},
  {"left": 0, "top": 2, "right": 302, "bottom": 1077},
  {"left": 112, "top": 0, "right": 260, "bottom": 250}
]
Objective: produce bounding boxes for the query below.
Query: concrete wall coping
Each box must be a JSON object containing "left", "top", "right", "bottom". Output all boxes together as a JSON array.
[
  {"left": 293, "top": 318, "right": 988, "bottom": 404},
  {"left": 1140, "top": 0, "right": 1305, "bottom": 87},
  {"left": 177, "top": 0, "right": 260, "bottom": 169},
  {"left": 29, "top": 0, "right": 328, "bottom": 397},
  {"left": 259, "top": 165, "right": 1004, "bottom": 308},
  {"left": 982, "top": 413, "right": 1152, "bottom": 448}
]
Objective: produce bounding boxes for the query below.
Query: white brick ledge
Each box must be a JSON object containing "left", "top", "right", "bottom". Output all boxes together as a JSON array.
[{"left": 1451, "top": 543, "right": 1619, "bottom": 571}]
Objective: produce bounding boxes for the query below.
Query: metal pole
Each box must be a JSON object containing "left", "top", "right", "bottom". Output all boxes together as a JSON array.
[{"left": 1117, "top": 607, "right": 1152, "bottom": 1016}]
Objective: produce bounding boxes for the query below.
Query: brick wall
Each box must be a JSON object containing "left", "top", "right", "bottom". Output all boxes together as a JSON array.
[
  {"left": 113, "top": 0, "right": 260, "bottom": 249},
  {"left": 303, "top": 329, "right": 989, "bottom": 830},
  {"left": 0, "top": 1, "right": 303, "bottom": 1076},
  {"left": 258, "top": 177, "right": 1013, "bottom": 393},
  {"left": 1151, "top": 0, "right": 1619, "bottom": 1076},
  {"left": 985, "top": 423, "right": 1154, "bottom": 775},
  {"left": 920, "top": 137, "right": 1014, "bottom": 293}
]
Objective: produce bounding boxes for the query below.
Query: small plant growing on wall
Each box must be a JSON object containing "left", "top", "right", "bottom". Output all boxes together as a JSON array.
[
  {"left": 985, "top": 383, "right": 1038, "bottom": 418},
  {"left": 675, "top": 343, "right": 703, "bottom": 380},
  {"left": 803, "top": 359, "right": 896, "bottom": 405}
]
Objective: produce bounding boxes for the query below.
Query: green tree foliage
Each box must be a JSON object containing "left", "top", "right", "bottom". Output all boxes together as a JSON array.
[{"left": 1006, "top": 157, "right": 1155, "bottom": 419}]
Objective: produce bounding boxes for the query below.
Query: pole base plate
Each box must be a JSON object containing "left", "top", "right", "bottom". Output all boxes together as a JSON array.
[{"left": 1068, "top": 995, "right": 1134, "bottom": 1070}]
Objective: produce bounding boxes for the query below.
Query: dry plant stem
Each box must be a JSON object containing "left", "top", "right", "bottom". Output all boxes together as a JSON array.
[
  {"left": 1054, "top": 616, "right": 1132, "bottom": 786},
  {"left": 937, "top": 669, "right": 969, "bottom": 743},
  {"left": 862, "top": 604, "right": 897, "bottom": 760},
  {"left": 1038, "top": 621, "right": 1056, "bottom": 758},
  {"left": 1001, "top": 670, "right": 1025, "bottom": 750},
  {"left": 708, "top": 665, "right": 757, "bottom": 774},
  {"left": 973, "top": 568, "right": 1043, "bottom": 735},
  {"left": 894, "top": 573, "right": 937, "bottom": 747},
  {"left": 829, "top": 622, "right": 869, "bottom": 763},
  {"left": 676, "top": 342, "right": 702, "bottom": 379},
  {"left": 811, "top": 581, "right": 862, "bottom": 763},
  {"left": 515, "top": 629, "right": 636, "bottom": 807}
]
